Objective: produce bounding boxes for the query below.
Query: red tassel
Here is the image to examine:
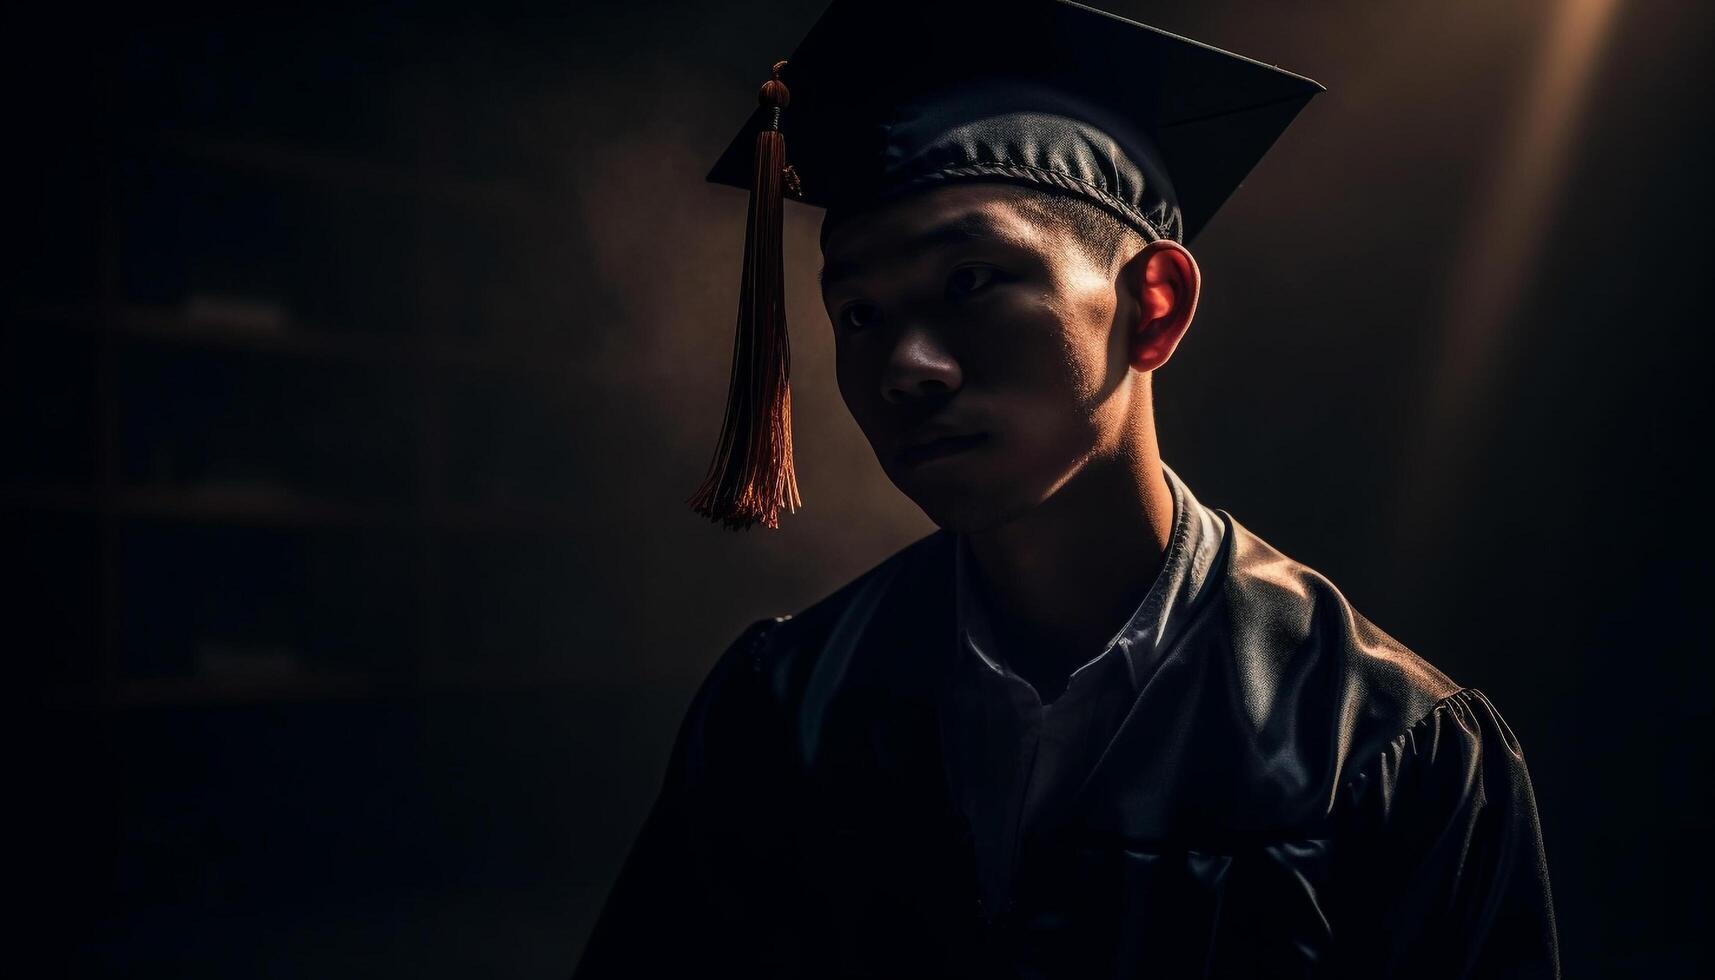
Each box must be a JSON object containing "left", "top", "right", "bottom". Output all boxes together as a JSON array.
[{"left": 689, "top": 61, "right": 802, "bottom": 530}]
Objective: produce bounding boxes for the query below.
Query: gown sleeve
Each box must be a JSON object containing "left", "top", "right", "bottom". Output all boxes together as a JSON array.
[
  {"left": 573, "top": 619, "right": 803, "bottom": 979},
  {"left": 1327, "top": 687, "right": 1561, "bottom": 978}
]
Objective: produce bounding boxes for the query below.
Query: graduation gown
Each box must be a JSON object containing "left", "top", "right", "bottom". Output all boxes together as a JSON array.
[{"left": 574, "top": 517, "right": 1560, "bottom": 978}]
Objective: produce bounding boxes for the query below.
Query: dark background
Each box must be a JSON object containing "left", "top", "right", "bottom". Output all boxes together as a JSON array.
[{"left": 6, "top": 0, "right": 1709, "bottom": 975}]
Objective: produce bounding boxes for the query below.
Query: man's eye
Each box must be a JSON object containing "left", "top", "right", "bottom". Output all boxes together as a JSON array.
[
  {"left": 839, "top": 303, "right": 880, "bottom": 332},
  {"left": 947, "top": 265, "right": 997, "bottom": 299}
]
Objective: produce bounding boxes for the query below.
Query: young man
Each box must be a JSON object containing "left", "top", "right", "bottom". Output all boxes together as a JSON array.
[{"left": 577, "top": 1, "right": 1559, "bottom": 976}]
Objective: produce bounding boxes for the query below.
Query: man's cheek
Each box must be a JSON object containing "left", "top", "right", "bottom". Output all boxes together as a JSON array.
[
  {"left": 833, "top": 361, "right": 867, "bottom": 423},
  {"left": 1006, "top": 396, "right": 1100, "bottom": 474}
]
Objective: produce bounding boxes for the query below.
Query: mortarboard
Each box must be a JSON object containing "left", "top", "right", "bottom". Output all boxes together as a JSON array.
[{"left": 689, "top": 0, "right": 1323, "bottom": 529}]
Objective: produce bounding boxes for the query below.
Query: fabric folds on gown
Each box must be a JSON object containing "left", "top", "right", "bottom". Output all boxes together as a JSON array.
[{"left": 575, "top": 519, "right": 1559, "bottom": 979}]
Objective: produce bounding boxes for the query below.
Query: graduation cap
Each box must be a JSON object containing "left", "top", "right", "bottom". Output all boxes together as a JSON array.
[{"left": 690, "top": 0, "right": 1323, "bottom": 529}]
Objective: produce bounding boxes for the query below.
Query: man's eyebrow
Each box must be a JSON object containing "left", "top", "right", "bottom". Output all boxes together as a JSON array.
[{"left": 819, "top": 212, "right": 1014, "bottom": 289}]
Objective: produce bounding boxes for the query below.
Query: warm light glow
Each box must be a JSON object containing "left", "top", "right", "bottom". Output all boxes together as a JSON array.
[{"left": 1398, "top": 0, "right": 1621, "bottom": 543}]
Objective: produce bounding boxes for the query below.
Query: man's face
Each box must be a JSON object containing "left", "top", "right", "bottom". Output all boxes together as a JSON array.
[{"left": 820, "top": 183, "right": 1143, "bottom": 533}]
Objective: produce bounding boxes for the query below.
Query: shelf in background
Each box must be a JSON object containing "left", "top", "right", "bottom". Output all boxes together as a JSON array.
[
  {"left": 4, "top": 482, "right": 585, "bottom": 535},
  {"left": 152, "top": 130, "right": 544, "bottom": 218},
  {"left": 25, "top": 100, "right": 609, "bottom": 709},
  {"left": 42, "top": 664, "right": 618, "bottom": 709},
  {"left": 10, "top": 305, "right": 587, "bottom": 380}
]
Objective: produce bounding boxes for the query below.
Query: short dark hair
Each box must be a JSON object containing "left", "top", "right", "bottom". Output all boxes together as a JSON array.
[{"left": 1005, "top": 184, "right": 1147, "bottom": 270}]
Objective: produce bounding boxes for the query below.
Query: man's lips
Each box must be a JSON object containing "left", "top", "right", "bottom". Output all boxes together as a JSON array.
[{"left": 894, "top": 432, "right": 991, "bottom": 468}]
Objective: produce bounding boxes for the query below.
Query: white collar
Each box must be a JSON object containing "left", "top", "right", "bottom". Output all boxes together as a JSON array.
[{"left": 952, "top": 462, "right": 1227, "bottom": 694}]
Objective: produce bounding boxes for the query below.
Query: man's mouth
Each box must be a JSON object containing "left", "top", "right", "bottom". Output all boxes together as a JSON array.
[{"left": 895, "top": 432, "right": 991, "bottom": 468}]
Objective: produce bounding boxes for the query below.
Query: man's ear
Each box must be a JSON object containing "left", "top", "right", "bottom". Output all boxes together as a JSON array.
[{"left": 1122, "top": 239, "right": 1201, "bottom": 372}]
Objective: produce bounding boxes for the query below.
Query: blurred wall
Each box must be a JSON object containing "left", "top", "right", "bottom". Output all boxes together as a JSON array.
[{"left": 5, "top": 0, "right": 1710, "bottom": 975}]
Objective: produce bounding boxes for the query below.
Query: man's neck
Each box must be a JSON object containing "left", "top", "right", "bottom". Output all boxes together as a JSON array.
[{"left": 963, "top": 424, "right": 1174, "bottom": 698}]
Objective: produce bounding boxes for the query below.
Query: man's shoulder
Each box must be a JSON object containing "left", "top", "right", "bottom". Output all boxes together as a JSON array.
[
  {"left": 1212, "top": 510, "right": 1463, "bottom": 754},
  {"left": 721, "top": 530, "right": 953, "bottom": 704},
  {"left": 785, "top": 531, "right": 949, "bottom": 633}
]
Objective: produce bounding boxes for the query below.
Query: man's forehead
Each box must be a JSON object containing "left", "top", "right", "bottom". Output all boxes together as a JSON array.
[{"left": 819, "top": 185, "right": 1050, "bottom": 286}]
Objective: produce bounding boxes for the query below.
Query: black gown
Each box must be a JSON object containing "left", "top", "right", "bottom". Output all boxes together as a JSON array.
[{"left": 574, "top": 517, "right": 1560, "bottom": 978}]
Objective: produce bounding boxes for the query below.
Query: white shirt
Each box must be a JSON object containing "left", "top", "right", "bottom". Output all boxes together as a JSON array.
[{"left": 940, "top": 463, "right": 1228, "bottom": 917}]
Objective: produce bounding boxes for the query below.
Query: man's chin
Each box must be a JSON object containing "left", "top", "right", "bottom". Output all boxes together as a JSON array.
[{"left": 894, "top": 479, "right": 1035, "bottom": 536}]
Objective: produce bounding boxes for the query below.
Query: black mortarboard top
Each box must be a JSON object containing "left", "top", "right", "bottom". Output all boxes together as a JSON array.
[{"left": 690, "top": 0, "right": 1323, "bottom": 530}]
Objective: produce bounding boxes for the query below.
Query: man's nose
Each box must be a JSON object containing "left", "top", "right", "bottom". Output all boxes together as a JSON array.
[{"left": 880, "top": 326, "right": 962, "bottom": 405}]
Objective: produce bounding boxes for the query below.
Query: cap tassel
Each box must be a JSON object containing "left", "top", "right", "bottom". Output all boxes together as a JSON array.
[{"left": 690, "top": 61, "right": 802, "bottom": 530}]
